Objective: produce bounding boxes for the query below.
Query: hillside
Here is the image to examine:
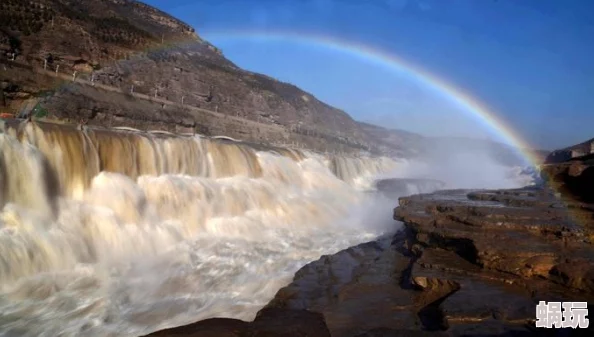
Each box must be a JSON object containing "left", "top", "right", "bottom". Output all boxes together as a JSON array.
[
  {"left": 0, "top": 0, "right": 373, "bottom": 151},
  {"left": 0, "top": 0, "right": 547, "bottom": 163}
]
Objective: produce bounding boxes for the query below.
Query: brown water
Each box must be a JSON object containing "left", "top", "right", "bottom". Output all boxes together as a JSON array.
[{"left": 0, "top": 120, "right": 398, "bottom": 337}]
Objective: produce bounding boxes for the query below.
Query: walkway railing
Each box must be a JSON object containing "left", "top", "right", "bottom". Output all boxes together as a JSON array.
[{"left": 1, "top": 58, "right": 374, "bottom": 152}]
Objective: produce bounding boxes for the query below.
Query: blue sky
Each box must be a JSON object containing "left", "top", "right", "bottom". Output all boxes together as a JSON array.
[{"left": 143, "top": 0, "right": 594, "bottom": 150}]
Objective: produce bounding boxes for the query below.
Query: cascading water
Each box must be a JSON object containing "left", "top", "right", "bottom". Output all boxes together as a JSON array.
[{"left": 0, "top": 120, "right": 398, "bottom": 337}]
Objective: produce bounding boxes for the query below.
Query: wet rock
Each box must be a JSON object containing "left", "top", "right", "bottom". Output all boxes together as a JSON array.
[
  {"left": 445, "top": 319, "right": 532, "bottom": 337},
  {"left": 549, "top": 261, "right": 594, "bottom": 293},
  {"left": 264, "top": 236, "right": 426, "bottom": 337},
  {"left": 144, "top": 318, "right": 247, "bottom": 337},
  {"left": 259, "top": 186, "right": 594, "bottom": 336},
  {"left": 396, "top": 188, "right": 594, "bottom": 286},
  {"left": 395, "top": 187, "right": 594, "bottom": 335},
  {"left": 541, "top": 160, "right": 594, "bottom": 203},
  {"left": 142, "top": 309, "right": 331, "bottom": 337},
  {"left": 545, "top": 138, "right": 594, "bottom": 164},
  {"left": 412, "top": 249, "right": 535, "bottom": 327},
  {"left": 251, "top": 308, "right": 332, "bottom": 337},
  {"left": 147, "top": 184, "right": 594, "bottom": 337}
]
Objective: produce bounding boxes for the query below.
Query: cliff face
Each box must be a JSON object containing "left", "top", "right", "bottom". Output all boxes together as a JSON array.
[
  {"left": 0, "top": 0, "right": 199, "bottom": 63},
  {"left": 540, "top": 137, "right": 594, "bottom": 203},
  {"left": 0, "top": 0, "right": 548, "bottom": 161},
  {"left": 0, "top": 0, "right": 371, "bottom": 150}
]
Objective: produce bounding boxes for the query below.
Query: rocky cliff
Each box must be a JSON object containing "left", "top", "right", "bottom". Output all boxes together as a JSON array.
[
  {"left": 0, "top": 0, "right": 547, "bottom": 161},
  {"left": 541, "top": 151, "right": 594, "bottom": 203},
  {"left": 0, "top": 0, "right": 383, "bottom": 153},
  {"left": 545, "top": 137, "right": 594, "bottom": 164}
]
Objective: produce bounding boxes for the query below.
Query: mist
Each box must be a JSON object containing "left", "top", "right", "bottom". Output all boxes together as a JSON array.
[{"left": 384, "top": 137, "right": 537, "bottom": 189}]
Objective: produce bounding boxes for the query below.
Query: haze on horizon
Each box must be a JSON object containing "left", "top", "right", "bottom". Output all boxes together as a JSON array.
[{"left": 144, "top": 0, "right": 594, "bottom": 151}]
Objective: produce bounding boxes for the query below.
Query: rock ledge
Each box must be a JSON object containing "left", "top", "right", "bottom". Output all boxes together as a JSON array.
[{"left": 146, "top": 185, "right": 594, "bottom": 336}]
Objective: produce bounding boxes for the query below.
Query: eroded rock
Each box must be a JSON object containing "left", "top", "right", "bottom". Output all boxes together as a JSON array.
[
  {"left": 262, "top": 186, "right": 594, "bottom": 336},
  {"left": 541, "top": 159, "right": 594, "bottom": 203},
  {"left": 142, "top": 308, "right": 331, "bottom": 337},
  {"left": 146, "top": 185, "right": 594, "bottom": 337}
]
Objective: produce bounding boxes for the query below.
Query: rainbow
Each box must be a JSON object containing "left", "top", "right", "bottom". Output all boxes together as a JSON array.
[{"left": 199, "top": 29, "right": 539, "bottom": 166}]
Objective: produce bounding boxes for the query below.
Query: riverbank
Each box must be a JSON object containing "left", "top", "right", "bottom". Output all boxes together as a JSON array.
[
  {"left": 0, "top": 119, "right": 401, "bottom": 336},
  {"left": 144, "top": 173, "right": 594, "bottom": 336}
]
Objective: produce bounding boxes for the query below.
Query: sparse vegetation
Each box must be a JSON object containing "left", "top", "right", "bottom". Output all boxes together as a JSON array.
[
  {"left": 94, "top": 17, "right": 156, "bottom": 47},
  {"left": 0, "top": 0, "right": 157, "bottom": 49},
  {"left": 0, "top": 0, "right": 370, "bottom": 154},
  {"left": 0, "top": 0, "right": 54, "bottom": 35}
]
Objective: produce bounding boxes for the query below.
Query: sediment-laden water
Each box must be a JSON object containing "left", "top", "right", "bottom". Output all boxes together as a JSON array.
[{"left": 0, "top": 120, "right": 402, "bottom": 337}]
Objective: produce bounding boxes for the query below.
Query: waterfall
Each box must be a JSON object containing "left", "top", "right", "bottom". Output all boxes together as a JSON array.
[{"left": 0, "top": 120, "right": 398, "bottom": 337}]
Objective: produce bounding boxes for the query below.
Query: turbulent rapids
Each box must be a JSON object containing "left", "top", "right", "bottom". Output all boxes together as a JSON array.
[{"left": 0, "top": 120, "right": 398, "bottom": 337}]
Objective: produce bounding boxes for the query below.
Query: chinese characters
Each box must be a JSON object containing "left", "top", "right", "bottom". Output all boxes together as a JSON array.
[{"left": 536, "top": 301, "right": 589, "bottom": 329}]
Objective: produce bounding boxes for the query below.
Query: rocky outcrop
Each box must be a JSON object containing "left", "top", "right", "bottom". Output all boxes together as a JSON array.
[
  {"left": 250, "top": 144, "right": 588, "bottom": 336},
  {"left": 143, "top": 308, "right": 332, "bottom": 337},
  {"left": 0, "top": 1, "right": 547, "bottom": 160},
  {"left": 545, "top": 137, "right": 594, "bottom": 164},
  {"left": 252, "top": 187, "right": 593, "bottom": 336},
  {"left": 396, "top": 188, "right": 594, "bottom": 292},
  {"left": 399, "top": 188, "right": 594, "bottom": 335},
  {"left": 141, "top": 176, "right": 594, "bottom": 337},
  {"left": 0, "top": 0, "right": 383, "bottom": 153},
  {"left": 540, "top": 158, "right": 594, "bottom": 203},
  {"left": 145, "top": 188, "right": 593, "bottom": 336}
]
